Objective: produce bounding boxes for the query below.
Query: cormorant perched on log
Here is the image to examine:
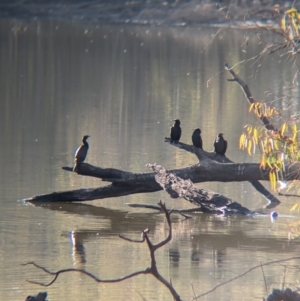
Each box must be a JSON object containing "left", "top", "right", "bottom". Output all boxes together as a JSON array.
[
  {"left": 73, "top": 135, "right": 90, "bottom": 172},
  {"left": 192, "top": 128, "right": 203, "bottom": 149},
  {"left": 170, "top": 119, "right": 181, "bottom": 143},
  {"left": 214, "top": 133, "right": 227, "bottom": 155}
]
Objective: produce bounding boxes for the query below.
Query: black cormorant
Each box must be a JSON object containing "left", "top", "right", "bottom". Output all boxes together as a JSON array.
[
  {"left": 192, "top": 128, "right": 203, "bottom": 149},
  {"left": 73, "top": 135, "right": 90, "bottom": 172},
  {"left": 170, "top": 119, "right": 181, "bottom": 143},
  {"left": 214, "top": 133, "right": 227, "bottom": 155}
]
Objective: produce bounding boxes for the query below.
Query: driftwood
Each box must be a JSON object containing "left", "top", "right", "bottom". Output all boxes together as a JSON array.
[
  {"left": 24, "top": 152, "right": 300, "bottom": 204},
  {"left": 22, "top": 63, "right": 299, "bottom": 208},
  {"left": 148, "top": 163, "right": 256, "bottom": 215},
  {"left": 23, "top": 159, "right": 271, "bottom": 201}
]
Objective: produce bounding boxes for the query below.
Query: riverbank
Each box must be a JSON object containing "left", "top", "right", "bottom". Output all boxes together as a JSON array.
[{"left": 0, "top": 0, "right": 298, "bottom": 27}]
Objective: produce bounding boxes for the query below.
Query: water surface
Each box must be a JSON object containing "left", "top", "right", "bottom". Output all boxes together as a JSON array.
[{"left": 0, "top": 19, "right": 299, "bottom": 301}]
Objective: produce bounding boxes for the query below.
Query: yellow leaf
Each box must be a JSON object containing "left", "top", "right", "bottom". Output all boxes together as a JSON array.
[
  {"left": 249, "top": 103, "right": 255, "bottom": 112},
  {"left": 293, "top": 123, "right": 297, "bottom": 134},
  {"left": 239, "top": 134, "right": 246, "bottom": 149},
  {"left": 255, "top": 103, "right": 262, "bottom": 118},
  {"left": 247, "top": 139, "right": 252, "bottom": 155},
  {"left": 274, "top": 139, "right": 280, "bottom": 150},
  {"left": 281, "top": 122, "right": 287, "bottom": 136},
  {"left": 260, "top": 155, "right": 266, "bottom": 169},
  {"left": 266, "top": 157, "right": 273, "bottom": 169},
  {"left": 269, "top": 171, "right": 277, "bottom": 191},
  {"left": 253, "top": 128, "right": 258, "bottom": 144},
  {"left": 281, "top": 16, "right": 286, "bottom": 31},
  {"left": 291, "top": 203, "right": 299, "bottom": 212},
  {"left": 286, "top": 8, "right": 298, "bottom": 14}
]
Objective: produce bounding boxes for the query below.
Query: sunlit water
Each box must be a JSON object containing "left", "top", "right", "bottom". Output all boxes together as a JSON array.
[{"left": 0, "top": 19, "right": 300, "bottom": 301}]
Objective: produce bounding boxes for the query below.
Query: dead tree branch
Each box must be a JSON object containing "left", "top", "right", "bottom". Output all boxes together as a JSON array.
[
  {"left": 164, "top": 142, "right": 281, "bottom": 205},
  {"left": 148, "top": 163, "right": 257, "bottom": 215},
  {"left": 225, "top": 62, "right": 277, "bottom": 131},
  {"left": 23, "top": 201, "right": 183, "bottom": 301},
  {"left": 24, "top": 157, "right": 300, "bottom": 205}
]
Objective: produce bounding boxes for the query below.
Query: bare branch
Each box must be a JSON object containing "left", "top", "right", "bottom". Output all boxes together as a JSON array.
[
  {"left": 165, "top": 140, "right": 281, "bottom": 206},
  {"left": 260, "top": 261, "right": 268, "bottom": 295},
  {"left": 152, "top": 201, "right": 173, "bottom": 251},
  {"left": 22, "top": 262, "right": 148, "bottom": 286},
  {"left": 225, "top": 62, "right": 277, "bottom": 131},
  {"left": 192, "top": 256, "right": 300, "bottom": 300},
  {"left": 23, "top": 202, "right": 183, "bottom": 301}
]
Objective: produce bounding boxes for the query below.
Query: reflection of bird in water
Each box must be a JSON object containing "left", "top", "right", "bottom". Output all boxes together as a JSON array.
[
  {"left": 73, "top": 135, "right": 90, "bottom": 172},
  {"left": 192, "top": 128, "right": 203, "bottom": 149},
  {"left": 170, "top": 119, "right": 181, "bottom": 143},
  {"left": 70, "top": 231, "right": 86, "bottom": 265},
  {"left": 169, "top": 248, "right": 180, "bottom": 267},
  {"left": 214, "top": 133, "right": 227, "bottom": 155}
]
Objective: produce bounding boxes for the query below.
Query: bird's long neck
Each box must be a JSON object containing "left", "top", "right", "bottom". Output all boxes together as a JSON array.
[{"left": 83, "top": 139, "right": 89, "bottom": 148}]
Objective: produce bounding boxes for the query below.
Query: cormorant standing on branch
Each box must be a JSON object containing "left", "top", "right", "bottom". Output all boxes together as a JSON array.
[
  {"left": 192, "top": 128, "right": 203, "bottom": 149},
  {"left": 214, "top": 133, "right": 227, "bottom": 155},
  {"left": 170, "top": 119, "right": 181, "bottom": 143},
  {"left": 73, "top": 135, "right": 90, "bottom": 172}
]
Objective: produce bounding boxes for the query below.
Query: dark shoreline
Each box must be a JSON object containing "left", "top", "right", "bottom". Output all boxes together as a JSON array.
[{"left": 0, "top": 1, "right": 297, "bottom": 27}]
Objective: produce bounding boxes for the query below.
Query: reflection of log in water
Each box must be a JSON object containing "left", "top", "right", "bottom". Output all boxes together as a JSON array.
[{"left": 31, "top": 202, "right": 297, "bottom": 257}]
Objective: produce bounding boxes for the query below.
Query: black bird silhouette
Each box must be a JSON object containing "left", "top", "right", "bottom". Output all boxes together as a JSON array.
[
  {"left": 73, "top": 135, "right": 90, "bottom": 172},
  {"left": 214, "top": 133, "right": 227, "bottom": 155},
  {"left": 170, "top": 119, "right": 181, "bottom": 143},
  {"left": 192, "top": 128, "right": 203, "bottom": 149}
]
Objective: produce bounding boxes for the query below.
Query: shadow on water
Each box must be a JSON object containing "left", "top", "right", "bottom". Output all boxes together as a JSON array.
[{"left": 30, "top": 201, "right": 298, "bottom": 255}]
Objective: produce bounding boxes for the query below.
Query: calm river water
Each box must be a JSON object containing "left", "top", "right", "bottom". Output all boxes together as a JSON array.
[{"left": 0, "top": 19, "right": 300, "bottom": 301}]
